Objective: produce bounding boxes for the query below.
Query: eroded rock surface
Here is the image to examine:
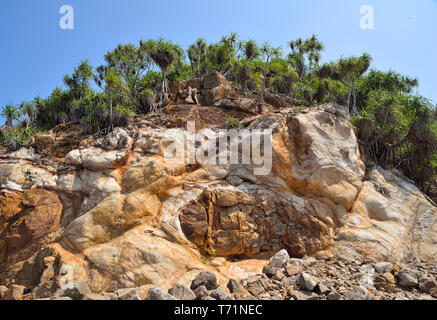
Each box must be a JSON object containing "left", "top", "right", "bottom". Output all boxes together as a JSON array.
[{"left": 1, "top": 73, "right": 436, "bottom": 300}]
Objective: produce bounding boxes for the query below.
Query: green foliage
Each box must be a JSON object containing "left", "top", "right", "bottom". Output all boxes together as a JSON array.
[
  {"left": 1, "top": 34, "right": 436, "bottom": 195},
  {"left": 353, "top": 75, "right": 437, "bottom": 187},
  {"left": 225, "top": 115, "right": 242, "bottom": 129},
  {"left": 204, "top": 245, "right": 217, "bottom": 258},
  {"left": 1, "top": 104, "right": 19, "bottom": 127},
  {"left": 150, "top": 38, "right": 185, "bottom": 103},
  {"left": 243, "top": 39, "right": 260, "bottom": 62},
  {"left": 0, "top": 126, "right": 39, "bottom": 151},
  {"left": 63, "top": 60, "right": 94, "bottom": 100}
]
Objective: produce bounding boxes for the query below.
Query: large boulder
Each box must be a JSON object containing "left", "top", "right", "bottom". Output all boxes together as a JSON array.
[
  {"left": 336, "top": 167, "right": 437, "bottom": 262},
  {"left": 77, "top": 225, "right": 225, "bottom": 293},
  {"left": 202, "top": 71, "right": 229, "bottom": 89},
  {"left": 284, "top": 103, "right": 365, "bottom": 210}
]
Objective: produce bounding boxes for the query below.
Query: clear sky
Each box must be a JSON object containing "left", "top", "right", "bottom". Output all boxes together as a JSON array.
[{"left": 1, "top": 0, "right": 436, "bottom": 124}]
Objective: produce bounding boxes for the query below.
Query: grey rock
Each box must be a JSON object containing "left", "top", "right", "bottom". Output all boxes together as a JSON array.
[
  {"left": 145, "top": 288, "right": 176, "bottom": 300},
  {"left": 209, "top": 286, "right": 233, "bottom": 300},
  {"left": 226, "top": 175, "right": 243, "bottom": 186},
  {"left": 116, "top": 288, "right": 142, "bottom": 300},
  {"left": 258, "top": 293, "right": 272, "bottom": 300},
  {"left": 302, "top": 257, "right": 318, "bottom": 267},
  {"left": 298, "top": 272, "right": 319, "bottom": 291},
  {"left": 281, "top": 276, "right": 297, "bottom": 288},
  {"left": 288, "top": 258, "right": 304, "bottom": 268},
  {"left": 320, "top": 280, "right": 335, "bottom": 288},
  {"left": 168, "top": 284, "right": 196, "bottom": 300},
  {"left": 245, "top": 280, "right": 266, "bottom": 297},
  {"left": 317, "top": 283, "right": 330, "bottom": 294},
  {"left": 326, "top": 289, "right": 341, "bottom": 300},
  {"left": 31, "top": 281, "right": 55, "bottom": 299},
  {"left": 359, "top": 264, "right": 375, "bottom": 289},
  {"left": 374, "top": 262, "right": 394, "bottom": 274},
  {"left": 273, "top": 270, "right": 286, "bottom": 281},
  {"left": 359, "top": 264, "right": 375, "bottom": 273},
  {"left": 289, "top": 290, "right": 319, "bottom": 300},
  {"left": 226, "top": 279, "right": 240, "bottom": 294},
  {"left": 268, "top": 249, "right": 290, "bottom": 268},
  {"left": 285, "top": 262, "right": 302, "bottom": 276},
  {"left": 191, "top": 271, "right": 217, "bottom": 290},
  {"left": 262, "top": 265, "right": 280, "bottom": 278},
  {"left": 344, "top": 286, "right": 372, "bottom": 300},
  {"left": 193, "top": 285, "right": 208, "bottom": 299},
  {"left": 419, "top": 277, "right": 437, "bottom": 293},
  {"left": 52, "top": 279, "right": 91, "bottom": 300},
  {"left": 398, "top": 270, "right": 419, "bottom": 288}
]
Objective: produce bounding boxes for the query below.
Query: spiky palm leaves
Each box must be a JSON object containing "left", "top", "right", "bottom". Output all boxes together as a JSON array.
[
  {"left": 188, "top": 46, "right": 197, "bottom": 75},
  {"left": 233, "top": 40, "right": 260, "bottom": 91},
  {"left": 1, "top": 104, "right": 18, "bottom": 128},
  {"left": 219, "top": 32, "right": 242, "bottom": 77},
  {"left": 317, "top": 64, "right": 335, "bottom": 79},
  {"left": 103, "top": 40, "right": 155, "bottom": 108},
  {"left": 188, "top": 38, "right": 207, "bottom": 77},
  {"left": 244, "top": 40, "right": 259, "bottom": 62},
  {"left": 399, "top": 98, "right": 437, "bottom": 185},
  {"left": 63, "top": 60, "right": 94, "bottom": 101},
  {"left": 151, "top": 39, "right": 184, "bottom": 108},
  {"left": 261, "top": 42, "right": 282, "bottom": 93},
  {"left": 19, "top": 102, "right": 34, "bottom": 128},
  {"left": 337, "top": 53, "right": 373, "bottom": 114},
  {"left": 95, "top": 65, "right": 129, "bottom": 130},
  {"left": 322, "top": 53, "right": 373, "bottom": 114},
  {"left": 288, "top": 35, "right": 324, "bottom": 79},
  {"left": 288, "top": 35, "right": 324, "bottom": 99}
]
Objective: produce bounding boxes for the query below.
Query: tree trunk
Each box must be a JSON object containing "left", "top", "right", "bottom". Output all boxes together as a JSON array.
[
  {"left": 263, "top": 57, "right": 270, "bottom": 94},
  {"left": 228, "top": 48, "right": 232, "bottom": 67},
  {"left": 109, "top": 89, "right": 113, "bottom": 130},
  {"left": 160, "top": 71, "right": 167, "bottom": 105},
  {"left": 352, "top": 78, "right": 358, "bottom": 115},
  {"left": 347, "top": 79, "right": 351, "bottom": 113}
]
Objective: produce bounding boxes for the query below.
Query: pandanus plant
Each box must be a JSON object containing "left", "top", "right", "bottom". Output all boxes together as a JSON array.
[
  {"left": 150, "top": 39, "right": 184, "bottom": 108},
  {"left": 261, "top": 42, "right": 282, "bottom": 93},
  {"left": 1, "top": 104, "right": 18, "bottom": 128}
]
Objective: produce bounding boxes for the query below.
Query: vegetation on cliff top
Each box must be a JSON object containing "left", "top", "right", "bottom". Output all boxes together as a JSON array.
[{"left": 1, "top": 34, "right": 436, "bottom": 195}]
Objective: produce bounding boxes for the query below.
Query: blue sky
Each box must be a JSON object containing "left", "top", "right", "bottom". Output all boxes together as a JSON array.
[{"left": 1, "top": 0, "right": 436, "bottom": 124}]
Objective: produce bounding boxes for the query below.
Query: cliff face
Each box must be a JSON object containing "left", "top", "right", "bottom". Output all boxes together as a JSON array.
[{"left": 1, "top": 73, "right": 436, "bottom": 300}]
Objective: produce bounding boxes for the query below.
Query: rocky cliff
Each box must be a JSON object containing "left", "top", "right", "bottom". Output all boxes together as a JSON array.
[{"left": 1, "top": 73, "right": 436, "bottom": 300}]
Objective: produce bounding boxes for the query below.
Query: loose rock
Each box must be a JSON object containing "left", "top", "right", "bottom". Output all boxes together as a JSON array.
[
  {"left": 168, "top": 284, "right": 196, "bottom": 300},
  {"left": 298, "top": 272, "right": 319, "bottom": 292},
  {"left": 191, "top": 271, "right": 218, "bottom": 290},
  {"left": 145, "top": 288, "right": 176, "bottom": 300}
]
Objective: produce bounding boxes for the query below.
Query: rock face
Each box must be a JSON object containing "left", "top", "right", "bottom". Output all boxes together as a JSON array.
[
  {"left": 336, "top": 167, "right": 437, "bottom": 262},
  {"left": 0, "top": 189, "right": 62, "bottom": 267},
  {"left": 1, "top": 75, "right": 437, "bottom": 300}
]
